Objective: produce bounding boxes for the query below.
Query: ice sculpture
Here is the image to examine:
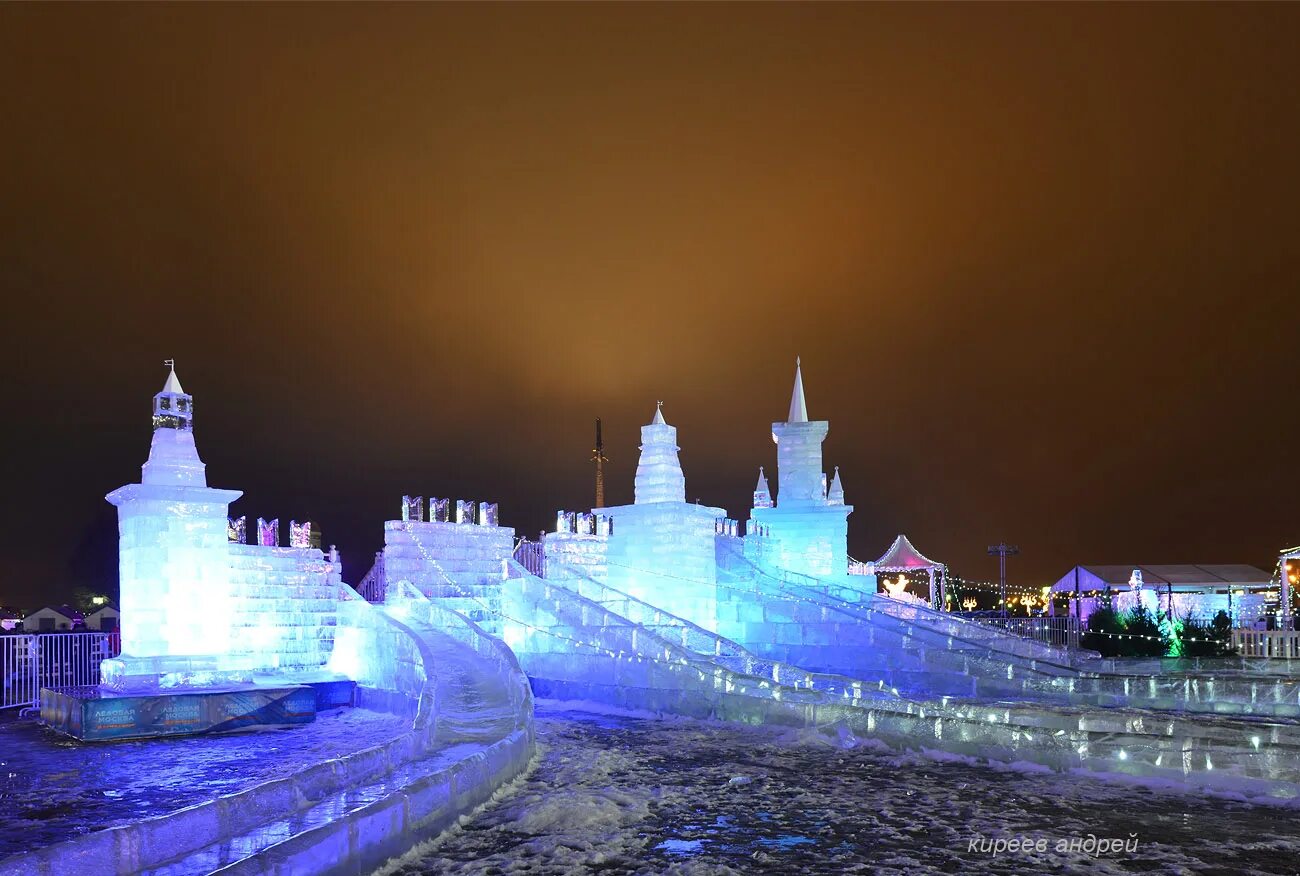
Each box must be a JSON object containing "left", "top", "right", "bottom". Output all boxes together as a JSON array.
[
  {"left": 749, "top": 358, "right": 855, "bottom": 581},
  {"left": 546, "top": 403, "right": 724, "bottom": 631},
  {"left": 289, "top": 520, "right": 312, "bottom": 549},
  {"left": 99, "top": 365, "right": 344, "bottom": 692},
  {"left": 105, "top": 366, "right": 243, "bottom": 670},
  {"left": 257, "top": 517, "right": 279, "bottom": 547},
  {"left": 753, "top": 466, "right": 773, "bottom": 508},
  {"left": 402, "top": 495, "right": 424, "bottom": 523}
]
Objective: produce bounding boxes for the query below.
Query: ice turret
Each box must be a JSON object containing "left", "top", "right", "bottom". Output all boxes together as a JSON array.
[
  {"left": 770, "top": 357, "right": 828, "bottom": 507},
  {"left": 750, "top": 358, "right": 854, "bottom": 580},
  {"left": 105, "top": 363, "right": 243, "bottom": 683},
  {"left": 754, "top": 466, "right": 773, "bottom": 509},
  {"left": 634, "top": 402, "right": 686, "bottom": 504},
  {"left": 828, "top": 466, "right": 845, "bottom": 505},
  {"left": 142, "top": 362, "right": 206, "bottom": 486}
]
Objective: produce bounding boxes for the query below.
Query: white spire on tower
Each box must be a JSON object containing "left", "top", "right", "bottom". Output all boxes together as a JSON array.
[
  {"left": 788, "top": 356, "right": 808, "bottom": 423},
  {"left": 161, "top": 359, "right": 184, "bottom": 395}
]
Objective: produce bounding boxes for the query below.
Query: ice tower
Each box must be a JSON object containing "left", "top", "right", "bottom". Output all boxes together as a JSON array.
[
  {"left": 550, "top": 404, "right": 725, "bottom": 630},
  {"left": 104, "top": 364, "right": 243, "bottom": 688},
  {"left": 749, "top": 358, "right": 853, "bottom": 579}
]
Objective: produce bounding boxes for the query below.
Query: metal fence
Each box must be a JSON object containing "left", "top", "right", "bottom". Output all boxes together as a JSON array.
[
  {"left": 1, "top": 632, "right": 122, "bottom": 709},
  {"left": 964, "top": 615, "right": 1081, "bottom": 650}
]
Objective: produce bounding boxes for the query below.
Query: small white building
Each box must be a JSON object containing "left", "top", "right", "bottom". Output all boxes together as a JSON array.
[
  {"left": 86, "top": 603, "right": 120, "bottom": 632},
  {"left": 21, "top": 605, "right": 82, "bottom": 632}
]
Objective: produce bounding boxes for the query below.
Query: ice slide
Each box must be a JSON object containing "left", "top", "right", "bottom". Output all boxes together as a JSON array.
[
  {"left": 717, "top": 544, "right": 1300, "bottom": 719},
  {"left": 493, "top": 560, "right": 1300, "bottom": 801}
]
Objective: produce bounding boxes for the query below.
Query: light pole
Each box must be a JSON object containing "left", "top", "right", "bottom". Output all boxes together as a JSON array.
[{"left": 988, "top": 543, "right": 1019, "bottom": 619}]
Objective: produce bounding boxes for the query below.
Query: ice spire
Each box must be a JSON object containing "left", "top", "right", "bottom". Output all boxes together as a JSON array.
[
  {"left": 161, "top": 360, "right": 184, "bottom": 396},
  {"left": 788, "top": 356, "right": 808, "bottom": 423},
  {"left": 753, "top": 466, "right": 773, "bottom": 509},
  {"left": 827, "top": 466, "right": 845, "bottom": 505},
  {"left": 143, "top": 360, "right": 204, "bottom": 485},
  {"left": 634, "top": 402, "right": 686, "bottom": 504}
]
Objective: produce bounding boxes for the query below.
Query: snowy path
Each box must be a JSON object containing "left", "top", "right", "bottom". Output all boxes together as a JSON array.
[{"left": 378, "top": 701, "right": 1299, "bottom": 876}]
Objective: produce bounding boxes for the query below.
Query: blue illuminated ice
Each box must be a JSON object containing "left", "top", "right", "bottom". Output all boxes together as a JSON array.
[{"left": 101, "top": 365, "right": 343, "bottom": 691}]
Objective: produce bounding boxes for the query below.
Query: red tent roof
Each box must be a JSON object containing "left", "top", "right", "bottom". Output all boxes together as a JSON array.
[{"left": 873, "top": 534, "right": 943, "bottom": 571}]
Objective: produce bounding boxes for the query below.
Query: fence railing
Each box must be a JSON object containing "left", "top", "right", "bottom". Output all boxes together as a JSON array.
[
  {"left": 1, "top": 631, "right": 122, "bottom": 709},
  {"left": 964, "top": 615, "right": 1082, "bottom": 650},
  {"left": 1232, "top": 629, "right": 1300, "bottom": 659},
  {"left": 356, "top": 552, "right": 386, "bottom": 604},
  {"left": 513, "top": 538, "right": 545, "bottom": 579}
]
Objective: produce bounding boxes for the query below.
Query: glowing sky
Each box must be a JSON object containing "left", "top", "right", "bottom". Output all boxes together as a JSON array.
[{"left": 3, "top": 4, "right": 1299, "bottom": 605}]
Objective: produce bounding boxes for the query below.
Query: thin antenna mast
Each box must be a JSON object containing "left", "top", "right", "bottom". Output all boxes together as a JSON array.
[{"left": 592, "top": 418, "right": 608, "bottom": 508}]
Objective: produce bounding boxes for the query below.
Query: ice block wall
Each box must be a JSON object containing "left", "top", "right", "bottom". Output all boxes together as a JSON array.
[
  {"left": 226, "top": 544, "right": 342, "bottom": 673},
  {"left": 601, "top": 501, "right": 725, "bottom": 632},
  {"left": 544, "top": 529, "right": 609, "bottom": 582},
  {"left": 383, "top": 518, "right": 515, "bottom": 594}
]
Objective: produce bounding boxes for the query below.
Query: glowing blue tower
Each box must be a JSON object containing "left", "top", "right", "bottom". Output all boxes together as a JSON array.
[
  {"left": 104, "top": 364, "right": 243, "bottom": 688},
  {"left": 749, "top": 358, "right": 853, "bottom": 580}
]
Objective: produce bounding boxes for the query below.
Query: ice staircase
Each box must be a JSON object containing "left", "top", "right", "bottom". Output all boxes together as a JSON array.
[
  {"left": 496, "top": 560, "right": 1300, "bottom": 801},
  {"left": 718, "top": 544, "right": 1300, "bottom": 718}
]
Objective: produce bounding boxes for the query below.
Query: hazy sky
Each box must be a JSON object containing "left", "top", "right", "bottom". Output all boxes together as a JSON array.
[{"left": 3, "top": 4, "right": 1299, "bottom": 607}]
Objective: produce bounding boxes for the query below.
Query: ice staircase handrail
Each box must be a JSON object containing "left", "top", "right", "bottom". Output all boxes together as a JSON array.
[
  {"left": 597, "top": 554, "right": 1089, "bottom": 693},
  {"left": 386, "top": 529, "right": 827, "bottom": 708},
  {"left": 542, "top": 558, "right": 911, "bottom": 703},
  {"left": 501, "top": 559, "right": 918, "bottom": 713},
  {"left": 510, "top": 563, "right": 1300, "bottom": 799},
  {"left": 718, "top": 540, "right": 1081, "bottom": 672}
]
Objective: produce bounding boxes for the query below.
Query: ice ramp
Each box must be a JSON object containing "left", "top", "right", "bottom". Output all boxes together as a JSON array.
[
  {"left": 14, "top": 587, "right": 537, "bottom": 876},
  {"left": 723, "top": 550, "right": 1300, "bottom": 719},
  {"left": 498, "top": 562, "right": 1300, "bottom": 802}
]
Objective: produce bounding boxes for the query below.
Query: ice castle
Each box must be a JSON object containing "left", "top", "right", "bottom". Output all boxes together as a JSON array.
[{"left": 18, "top": 360, "right": 1300, "bottom": 875}]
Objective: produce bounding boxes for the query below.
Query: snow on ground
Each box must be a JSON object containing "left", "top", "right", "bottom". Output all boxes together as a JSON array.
[
  {"left": 379, "top": 700, "right": 1300, "bottom": 875},
  {"left": 0, "top": 707, "right": 408, "bottom": 860}
]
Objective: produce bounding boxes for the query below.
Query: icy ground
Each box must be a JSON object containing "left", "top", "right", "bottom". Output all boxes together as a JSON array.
[
  {"left": 0, "top": 707, "right": 407, "bottom": 860},
  {"left": 381, "top": 702, "right": 1300, "bottom": 876}
]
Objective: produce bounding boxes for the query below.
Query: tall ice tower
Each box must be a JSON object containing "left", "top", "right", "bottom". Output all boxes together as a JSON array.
[
  {"left": 104, "top": 363, "right": 243, "bottom": 688},
  {"left": 749, "top": 358, "right": 853, "bottom": 579}
]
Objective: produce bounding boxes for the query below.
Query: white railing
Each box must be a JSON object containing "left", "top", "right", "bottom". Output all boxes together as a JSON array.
[
  {"left": 966, "top": 615, "right": 1082, "bottom": 650},
  {"left": 1232, "top": 628, "right": 1300, "bottom": 658},
  {"left": 1, "top": 631, "right": 122, "bottom": 709}
]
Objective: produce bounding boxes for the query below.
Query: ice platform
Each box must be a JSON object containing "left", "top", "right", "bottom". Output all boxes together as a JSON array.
[{"left": 38, "top": 679, "right": 355, "bottom": 742}]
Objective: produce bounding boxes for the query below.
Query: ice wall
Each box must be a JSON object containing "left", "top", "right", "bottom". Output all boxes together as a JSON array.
[{"left": 226, "top": 544, "right": 341, "bottom": 674}]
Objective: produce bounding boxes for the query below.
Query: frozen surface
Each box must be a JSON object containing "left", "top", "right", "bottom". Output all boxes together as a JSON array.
[
  {"left": 0, "top": 707, "right": 408, "bottom": 860},
  {"left": 378, "top": 704, "right": 1300, "bottom": 876}
]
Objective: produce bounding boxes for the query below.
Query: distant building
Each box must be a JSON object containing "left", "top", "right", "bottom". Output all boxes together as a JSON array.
[
  {"left": 1051, "top": 564, "right": 1273, "bottom": 624},
  {"left": 86, "top": 602, "right": 120, "bottom": 632},
  {"left": 21, "top": 605, "right": 83, "bottom": 632}
]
